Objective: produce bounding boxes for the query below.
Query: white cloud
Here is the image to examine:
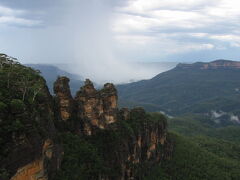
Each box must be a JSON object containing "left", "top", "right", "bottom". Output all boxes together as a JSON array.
[
  {"left": 209, "top": 34, "right": 240, "bottom": 47},
  {"left": 111, "top": 0, "right": 240, "bottom": 56},
  {"left": 230, "top": 114, "right": 240, "bottom": 123},
  {"left": 0, "top": 4, "right": 41, "bottom": 27},
  {"left": 0, "top": 16, "right": 41, "bottom": 27},
  {"left": 120, "top": 0, "right": 217, "bottom": 13},
  {"left": 0, "top": 5, "right": 25, "bottom": 16},
  {"left": 1, "top": 0, "right": 240, "bottom": 83}
]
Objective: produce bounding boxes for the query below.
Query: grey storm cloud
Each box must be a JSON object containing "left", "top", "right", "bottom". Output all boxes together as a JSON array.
[{"left": 1, "top": 0, "right": 240, "bottom": 83}]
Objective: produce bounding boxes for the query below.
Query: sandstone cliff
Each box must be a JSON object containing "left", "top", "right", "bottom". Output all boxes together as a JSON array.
[
  {"left": 53, "top": 77, "right": 172, "bottom": 179},
  {"left": 0, "top": 53, "right": 171, "bottom": 180},
  {"left": 0, "top": 55, "right": 62, "bottom": 180},
  {"left": 54, "top": 78, "right": 118, "bottom": 135}
]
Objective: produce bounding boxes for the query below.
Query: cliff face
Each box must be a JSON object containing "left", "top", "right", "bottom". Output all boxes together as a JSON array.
[
  {"left": 0, "top": 55, "right": 62, "bottom": 180},
  {"left": 54, "top": 77, "right": 74, "bottom": 122},
  {"left": 0, "top": 53, "right": 171, "bottom": 180},
  {"left": 112, "top": 108, "right": 171, "bottom": 180},
  {"left": 75, "top": 80, "right": 118, "bottom": 135},
  {"left": 54, "top": 78, "right": 118, "bottom": 135},
  {"left": 5, "top": 85, "right": 62, "bottom": 180},
  {"left": 54, "top": 77, "right": 172, "bottom": 179}
]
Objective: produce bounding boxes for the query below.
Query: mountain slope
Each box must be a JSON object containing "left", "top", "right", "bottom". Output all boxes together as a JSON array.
[
  {"left": 2, "top": 54, "right": 240, "bottom": 180},
  {"left": 118, "top": 60, "right": 240, "bottom": 124},
  {"left": 26, "top": 64, "right": 84, "bottom": 94}
]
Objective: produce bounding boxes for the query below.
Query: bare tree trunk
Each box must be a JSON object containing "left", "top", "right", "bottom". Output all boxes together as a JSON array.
[
  {"left": 32, "top": 88, "right": 42, "bottom": 102},
  {"left": 22, "top": 87, "right": 27, "bottom": 101},
  {"left": 7, "top": 72, "right": 10, "bottom": 88}
]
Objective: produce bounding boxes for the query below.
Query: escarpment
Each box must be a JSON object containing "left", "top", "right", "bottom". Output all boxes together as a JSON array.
[
  {"left": 54, "top": 77, "right": 172, "bottom": 179},
  {"left": 0, "top": 55, "right": 62, "bottom": 180},
  {"left": 0, "top": 54, "right": 172, "bottom": 180},
  {"left": 102, "top": 108, "right": 171, "bottom": 180}
]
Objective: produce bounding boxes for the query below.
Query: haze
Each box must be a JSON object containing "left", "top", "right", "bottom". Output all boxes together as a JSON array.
[{"left": 0, "top": 0, "right": 240, "bottom": 83}]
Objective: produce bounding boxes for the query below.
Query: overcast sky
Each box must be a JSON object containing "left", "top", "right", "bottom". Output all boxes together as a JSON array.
[{"left": 1, "top": 0, "right": 240, "bottom": 82}]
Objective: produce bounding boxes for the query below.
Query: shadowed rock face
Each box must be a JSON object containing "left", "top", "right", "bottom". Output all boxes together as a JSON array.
[
  {"left": 54, "top": 78, "right": 118, "bottom": 135},
  {"left": 54, "top": 77, "right": 74, "bottom": 121},
  {"left": 101, "top": 83, "right": 118, "bottom": 124},
  {"left": 75, "top": 80, "right": 118, "bottom": 135},
  {"left": 10, "top": 139, "right": 58, "bottom": 180},
  {"left": 53, "top": 77, "right": 172, "bottom": 180},
  {"left": 2, "top": 85, "right": 62, "bottom": 180},
  {"left": 114, "top": 108, "right": 171, "bottom": 180}
]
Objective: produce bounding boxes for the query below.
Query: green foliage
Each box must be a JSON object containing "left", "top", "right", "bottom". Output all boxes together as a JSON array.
[
  {"left": 0, "top": 101, "right": 7, "bottom": 112},
  {"left": 143, "top": 112, "right": 240, "bottom": 179},
  {"left": 126, "top": 109, "right": 167, "bottom": 133},
  {"left": 54, "top": 111, "right": 168, "bottom": 180},
  {"left": 145, "top": 133, "right": 240, "bottom": 180},
  {"left": 54, "top": 130, "right": 120, "bottom": 179},
  {"left": 10, "top": 99, "right": 25, "bottom": 113},
  {"left": 54, "top": 133, "right": 106, "bottom": 180},
  {"left": 192, "top": 136, "right": 240, "bottom": 161},
  {"left": 168, "top": 114, "right": 240, "bottom": 144},
  {"left": 0, "top": 55, "right": 44, "bottom": 104},
  {"left": 0, "top": 54, "right": 55, "bottom": 176}
]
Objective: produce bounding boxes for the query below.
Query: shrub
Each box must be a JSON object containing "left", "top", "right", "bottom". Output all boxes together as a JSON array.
[
  {"left": 10, "top": 99, "right": 25, "bottom": 113},
  {"left": 0, "top": 102, "right": 7, "bottom": 112}
]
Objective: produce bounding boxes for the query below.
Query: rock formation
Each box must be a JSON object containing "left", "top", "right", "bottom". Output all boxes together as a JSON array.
[
  {"left": 75, "top": 79, "right": 118, "bottom": 135},
  {"left": 1, "top": 53, "right": 171, "bottom": 180},
  {"left": 53, "top": 77, "right": 172, "bottom": 179},
  {"left": 54, "top": 76, "right": 74, "bottom": 122},
  {"left": 1, "top": 84, "right": 62, "bottom": 180},
  {"left": 111, "top": 108, "right": 171, "bottom": 180},
  {"left": 10, "top": 139, "right": 58, "bottom": 180},
  {"left": 54, "top": 78, "right": 118, "bottom": 135}
]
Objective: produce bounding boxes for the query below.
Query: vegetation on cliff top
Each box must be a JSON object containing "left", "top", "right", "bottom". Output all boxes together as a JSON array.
[
  {"left": 54, "top": 111, "right": 168, "bottom": 180},
  {"left": 0, "top": 54, "right": 60, "bottom": 180}
]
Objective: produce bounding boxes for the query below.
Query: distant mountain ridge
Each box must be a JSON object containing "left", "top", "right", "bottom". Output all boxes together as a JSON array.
[
  {"left": 25, "top": 64, "right": 84, "bottom": 94},
  {"left": 177, "top": 59, "right": 240, "bottom": 70},
  {"left": 118, "top": 59, "right": 240, "bottom": 126}
]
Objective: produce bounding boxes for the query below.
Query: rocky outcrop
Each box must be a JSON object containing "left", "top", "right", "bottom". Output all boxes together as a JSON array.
[
  {"left": 54, "top": 78, "right": 118, "bottom": 135},
  {"left": 100, "top": 83, "right": 118, "bottom": 124},
  {"left": 54, "top": 77, "right": 74, "bottom": 122},
  {"left": 53, "top": 77, "right": 171, "bottom": 179},
  {"left": 10, "top": 139, "right": 58, "bottom": 180},
  {"left": 75, "top": 79, "right": 118, "bottom": 135},
  {"left": 110, "top": 108, "right": 171, "bottom": 180}
]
